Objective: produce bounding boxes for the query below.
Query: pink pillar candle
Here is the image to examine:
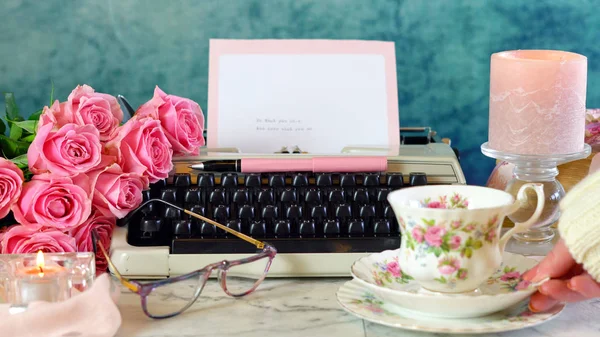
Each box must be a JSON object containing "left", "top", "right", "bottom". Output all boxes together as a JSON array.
[{"left": 488, "top": 50, "right": 587, "bottom": 155}]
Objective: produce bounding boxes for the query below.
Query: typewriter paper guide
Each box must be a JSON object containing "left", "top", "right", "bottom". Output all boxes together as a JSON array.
[{"left": 207, "top": 39, "right": 400, "bottom": 154}]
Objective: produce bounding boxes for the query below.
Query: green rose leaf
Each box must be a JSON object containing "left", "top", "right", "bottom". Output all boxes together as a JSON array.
[
  {"left": 20, "top": 134, "right": 35, "bottom": 142},
  {"left": 0, "top": 134, "right": 30, "bottom": 158},
  {"left": 0, "top": 118, "right": 5, "bottom": 134},
  {"left": 473, "top": 240, "right": 483, "bottom": 249},
  {"left": 8, "top": 122, "right": 23, "bottom": 140},
  {"left": 13, "top": 120, "right": 38, "bottom": 134},
  {"left": 465, "top": 237, "right": 473, "bottom": 247},
  {"left": 28, "top": 109, "right": 43, "bottom": 121},
  {"left": 440, "top": 242, "right": 450, "bottom": 253},
  {"left": 9, "top": 153, "right": 28, "bottom": 169},
  {"left": 4, "top": 92, "right": 20, "bottom": 121}
]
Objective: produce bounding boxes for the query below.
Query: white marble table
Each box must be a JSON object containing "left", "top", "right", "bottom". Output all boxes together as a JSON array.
[{"left": 114, "top": 277, "right": 600, "bottom": 337}]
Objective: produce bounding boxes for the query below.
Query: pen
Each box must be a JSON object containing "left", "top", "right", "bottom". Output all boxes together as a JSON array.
[{"left": 189, "top": 157, "right": 388, "bottom": 173}]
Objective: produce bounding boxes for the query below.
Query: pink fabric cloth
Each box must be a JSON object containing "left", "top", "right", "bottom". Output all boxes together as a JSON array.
[{"left": 0, "top": 273, "right": 122, "bottom": 337}]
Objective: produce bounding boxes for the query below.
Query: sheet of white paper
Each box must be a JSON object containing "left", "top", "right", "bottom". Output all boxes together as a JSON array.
[{"left": 207, "top": 40, "right": 399, "bottom": 154}]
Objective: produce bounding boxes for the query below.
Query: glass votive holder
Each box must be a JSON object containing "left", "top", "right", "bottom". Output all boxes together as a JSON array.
[{"left": 0, "top": 252, "right": 95, "bottom": 305}]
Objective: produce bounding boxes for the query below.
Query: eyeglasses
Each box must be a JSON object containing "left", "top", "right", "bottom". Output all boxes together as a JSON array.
[{"left": 92, "top": 198, "right": 277, "bottom": 319}]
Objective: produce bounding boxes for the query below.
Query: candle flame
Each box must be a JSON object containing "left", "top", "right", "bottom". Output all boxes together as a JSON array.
[{"left": 36, "top": 250, "right": 45, "bottom": 275}]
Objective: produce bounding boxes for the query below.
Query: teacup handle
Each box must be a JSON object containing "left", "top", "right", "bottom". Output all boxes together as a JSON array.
[{"left": 499, "top": 183, "right": 545, "bottom": 252}]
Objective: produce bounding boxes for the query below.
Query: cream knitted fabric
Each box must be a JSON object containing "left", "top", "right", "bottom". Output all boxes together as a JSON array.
[{"left": 558, "top": 169, "right": 600, "bottom": 282}]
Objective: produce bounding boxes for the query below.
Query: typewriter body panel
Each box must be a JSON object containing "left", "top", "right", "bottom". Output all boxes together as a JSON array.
[{"left": 110, "top": 130, "right": 466, "bottom": 279}]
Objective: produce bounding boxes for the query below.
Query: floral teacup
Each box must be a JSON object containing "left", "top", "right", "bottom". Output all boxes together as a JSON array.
[{"left": 387, "top": 183, "right": 544, "bottom": 293}]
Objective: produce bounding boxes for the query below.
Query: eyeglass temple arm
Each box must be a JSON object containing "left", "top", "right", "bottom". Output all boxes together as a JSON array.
[
  {"left": 129, "top": 199, "right": 265, "bottom": 249},
  {"left": 92, "top": 231, "right": 140, "bottom": 293}
]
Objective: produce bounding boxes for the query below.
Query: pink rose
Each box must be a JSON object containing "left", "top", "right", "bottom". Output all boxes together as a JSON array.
[
  {"left": 11, "top": 174, "right": 92, "bottom": 230},
  {"left": 500, "top": 271, "right": 521, "bottom": 282},
  {"left": 485, "top": 230, "right": 497, "bottom": 242},
  {"left": 424, "top": 226, "right": 446, "bottom": 247},
  {"left": 412, "top": 227, "right": 424, "bottom": 243},
  {"left": 426, "top": 201, "right": 446, "bottom": 209},
  {"left": 152, "top": 86, "right": 205, "bottom": 155},
  {"left": 70, "top": 210, "right": 116, "bottom": 273},
  {"left": 464, "top": 224, "right": 476, "bottom": 232},
  {"left": 0, "top": 158, "right": 24, "bottom": 218},
  {"left": 39, "top": 100, "right": 73, "bottom": 129},
  {"left": 67, "top": 85, "right": 123, "bottom": 140},
  {"left": 28, "top": 123, "right": 102, "bottom": 176},
  {"left": 438, "top": 257, "right": 460, "bottom": 275},
  {"left": 515, "top": 280, "right": 530, "bottom": 290},
  {"left": 0, "top": 225, "right": 77, "bottom": 254},
  {"left": 457, "top": 269, "right": 468, "bottom": 280},
  {"left": 105, "top": 117, "right": 173, "bottom": 184},
  {"left": 386, "top": 260, "right": 401, "bottom": 277},
  {"left": 451, "top": 221, "right": 462, "bottom": 229},
  {"left": 449, "top": 235, "right": 461, "bottom": 250},
  {"left": 89, "top": 162, "right": 148, "bottom": 218}
]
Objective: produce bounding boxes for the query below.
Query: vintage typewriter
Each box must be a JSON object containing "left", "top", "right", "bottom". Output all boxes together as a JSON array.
[{"left": 110, "top": 127, "right": 465, "bottom": 278}]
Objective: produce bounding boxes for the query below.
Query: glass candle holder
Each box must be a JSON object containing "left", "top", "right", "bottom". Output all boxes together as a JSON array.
[{"left": 0, "top": 252, "right": 95, "bottom": 304}]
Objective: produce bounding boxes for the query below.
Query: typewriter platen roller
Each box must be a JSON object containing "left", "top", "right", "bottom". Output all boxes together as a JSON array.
[{"left": 110, "top": 127, "right": 465, "bottom": 279}]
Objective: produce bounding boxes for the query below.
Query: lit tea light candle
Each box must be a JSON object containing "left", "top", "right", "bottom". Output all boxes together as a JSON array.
[{"left": 15, "top": 251, "right": 70, "bottom": 303}]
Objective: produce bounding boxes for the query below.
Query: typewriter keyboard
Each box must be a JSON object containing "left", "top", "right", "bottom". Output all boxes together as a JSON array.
[{"left": 123, "top": 171, "right": 429, "bottom": 254}]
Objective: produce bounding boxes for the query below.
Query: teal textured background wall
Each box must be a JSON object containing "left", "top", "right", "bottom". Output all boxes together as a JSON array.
[{"left": 1, "top": 0, "right": 599, "bottom": 185}]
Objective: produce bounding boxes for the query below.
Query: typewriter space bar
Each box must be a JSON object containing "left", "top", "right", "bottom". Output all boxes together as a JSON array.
[{"left": 171, "top": 237, "right": 400, "bottom": 254}]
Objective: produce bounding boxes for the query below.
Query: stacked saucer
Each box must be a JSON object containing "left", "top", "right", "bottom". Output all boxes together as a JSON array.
[{"left": 336, "top": 249, "right": 564, "bottom": 334}]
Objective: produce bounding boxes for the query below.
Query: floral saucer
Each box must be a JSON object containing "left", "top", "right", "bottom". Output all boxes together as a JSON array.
[
  {"left": 336, "top": 280, "right": 564, "bottom": 334},
  {"left": 350, "top": 249, "right": 548, "bottom": 318}
]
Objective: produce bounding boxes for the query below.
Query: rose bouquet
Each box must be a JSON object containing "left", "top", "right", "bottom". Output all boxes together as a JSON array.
[{"left": 0, "top": 84, "right": 205, "bottom": 273}]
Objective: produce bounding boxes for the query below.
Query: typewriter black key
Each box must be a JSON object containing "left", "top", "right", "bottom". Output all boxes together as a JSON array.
[
  {"left": 163, "top": 206, "right": 181, "bottom": 220},
  {"left": 299, "top": 220, "right": 316, "bottom": 237},
  {"left": 184, "top": 188, "right": 202, "bottom": 204},
  {"left": 140, "top": 218, "right": 162, "bottom": 234},
  {"left": 348, "top": 220, "right": 365, "bottom": 236},
  {"left": 280, "top": 189, "right": 297, "bottom": 203},
  {"left": 250, "top": 220, "right": 266, "bottom": 237},
  {"left": 310, "top": 205, "right": 327, "bottom": 221},
  {"left": 315, "top": 174, "right": 332, "bottom": 187},
  {"left": 409, "top": 172, "right": 427, "bottom": 186},
  {"left": 209, "top": 189, "right": 226, "bottom": 205},
  {"left": 232, "top": 189, "right": 249, "bottom": 205},
  {"left": 257, "top": 189, "right": 274, "bottom": 204},
  {"left": 189, "top": 205, "right": 206, "bottom": 217},
  {"left": 327, "top": 188, "right": 345, "bottom": 203},
  {"left": 197, "top": 173, "right": 215, "bottom": 187},
  {"left": 221, "top": 173, "right": 238, "bottom": 188},
  {"left": 140, "top": 190, "right": 154, "bottom": 214},
  {"left": 353, "top": 189, "right": 370, "bottom": 204},
  {"left": 335, "top": 204, "right": 352, "bottom": 218},
  {"left": 387, "top": 173, "right": 404, "bottom": 188},
  {"left": 376, "top": 188, "right": 390, "bottom": 202},
  {"left": 226, "top": 220, "right": 242, "bottom": 233},
  {"left": 160, "top": 188, "right": 177, "bottom": 203},
  {"left": 200, "top": 222, "right": 216, "bottom": 237},
  {"left": 323, "top": 220, "right": 340, "bottom": 237},
  {"left": 212, "top": 205, "right": 230, "bottom": 222},
  {"left": 245, "top": 174, "right": 261, "bottom": 188},
  {"left": 172, "top": 220, "right": 192, "bottom": 237},
  {"left": 384, "top": 205, "right": 395, "bottom": 219},
  {"left": 238, "top": 205, "right": 255, "bottom": 220},
  {"left": 304, "top": 189, "right": 322, "bottom": 205},
  {"left": 174, "top": 173, "right": 191, "bottom": 187},
  {"left": 373, "top": 220, "right": 391, "bottom": 236},
  {"left": 274, "top": 220, "right": 291, "bottom": 237},
  {"left": 261, "top": 205, "right": 279, "bottom": 221},
  {"left": 359, "top": 205, "right": 376, "bottom": 219},
  {"left": 268, "top": 174, "right": 286, "bottom": 187},
  {"left": 292, "top": 174, "right": 309, "bottom": 187},
  {"left": 363, "top": 173, "right": 380, "bottom": 186},
  {"left": 285, "top": 204, "right": 303, "bottom": 220},
  {"left": 339, "top": 174, "right": 356, "bottom": 187}
]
